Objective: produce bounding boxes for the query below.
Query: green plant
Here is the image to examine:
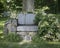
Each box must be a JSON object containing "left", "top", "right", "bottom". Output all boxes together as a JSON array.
[
  {"left": 5, "top": 33, "right": 23, "bottom": 42},
  {"left": 32, "top": 35, "right": 46, "bottom": 43},
  {"left": 34, "top": 10, "right": 60, "bottom": 41},
  {"left": 34, "top": 8, "right": 47, "bottom": 25},
  {"left": 0, "top": 32, "right": 5, "bottom": 41},
  {"left": 38, "top": 14, "right": 60, "bottom": 41}
]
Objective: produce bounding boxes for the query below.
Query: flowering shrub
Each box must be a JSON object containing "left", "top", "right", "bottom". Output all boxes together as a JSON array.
[
  {"left": 34, "top": 10, "right": 60, "bottom": 41},
  {"left": 38, "top": 14, "right": 60, "bottom": 41}
]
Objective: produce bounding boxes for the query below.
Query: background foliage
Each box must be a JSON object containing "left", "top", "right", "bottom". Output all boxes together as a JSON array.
[{"left": 0, "top": 0, "right": 60, "bottom": 15}]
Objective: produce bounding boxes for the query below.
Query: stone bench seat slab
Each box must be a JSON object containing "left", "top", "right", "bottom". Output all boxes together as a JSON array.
[{"left": 17, "top": 26, "right": 38, "bottom": 32}]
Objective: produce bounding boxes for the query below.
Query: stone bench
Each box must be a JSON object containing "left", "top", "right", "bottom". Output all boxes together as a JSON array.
[
  {"left": 17, "top": 13, "right": 38, "bottom": 32},
  {"left": 4, "top": 13, "right": 38, "bottom": 41},
  {"left": 17, "top": 26, "right": 38, "bottom": 32},
  {"left": 4, "top": 13, "right": 38, "bottom": 33}
]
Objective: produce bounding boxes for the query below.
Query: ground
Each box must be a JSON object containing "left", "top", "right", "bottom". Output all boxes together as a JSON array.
[{"left": 0, "top": 41, "right": 60, "bottom": 48}]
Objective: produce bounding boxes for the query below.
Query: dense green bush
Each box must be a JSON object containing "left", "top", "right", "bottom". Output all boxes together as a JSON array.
[
  {"left": 38, "top": 14, "right": 60, "bottom": 41},
  {"left": 34, "top": 10, "right": 60, "bottom": 41},
  {"left": 34, "top": 8, "right": 47, "bottom": 25},
  {"left": 56, "top": 14, "right": 60, "bottom": 23},
  {"left": 5, "top": 33, "right": 23, "bottom": 42},
  {"left": 34, "top": 11, "right": 42, "bottom": 25}
]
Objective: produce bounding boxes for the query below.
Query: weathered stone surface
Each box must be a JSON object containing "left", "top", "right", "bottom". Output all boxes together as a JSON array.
[
  {"left": 17, "top": 26, "right": 38, "bottom": 32},
  {"left": 17, "top": 13, "right": 36, "bottom": 24},
  {"left": 22, "top": 0, "right": 34, "bottom": 12},
  {"left": 4, "top": 20, "right": 11, "bottom": 34},
  {"left": 17, "top": 32, "right": 37, "bottom": 41},
  {"left": 24, "top": 35, "right": 31, "bottom": 41},
  {"left": 11, "top": 19, "right": 17, "bottom": 32},
  {"left": 4, "top": 19, "right": 17, "bottom": 34}
]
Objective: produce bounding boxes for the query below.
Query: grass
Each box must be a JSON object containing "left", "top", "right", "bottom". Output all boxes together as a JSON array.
[
  {"left": 0, "top": 41, "right": 60, "bottom": 48},
  {"left": 0, "top": 42, "right": 20, "bottom": 48}
]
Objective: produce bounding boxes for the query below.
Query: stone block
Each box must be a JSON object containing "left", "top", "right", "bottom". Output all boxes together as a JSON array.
[{"left": 4, "top": 19, "right": 17, "bottom": 34}]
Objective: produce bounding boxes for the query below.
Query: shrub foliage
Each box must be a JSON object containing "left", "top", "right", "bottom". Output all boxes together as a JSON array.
[{"left": 34, "top": 10, "right": 60, "bottom": 41}]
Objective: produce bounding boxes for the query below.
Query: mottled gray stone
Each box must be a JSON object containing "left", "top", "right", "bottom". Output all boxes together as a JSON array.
[
  {"left": 17, "top": 32, "right": 37, "bottom": 40},
  {"left": 24, "top": 35, "right": 31, "bottom": 41},
  {"left": 22, "top": 0, "right": 34, "bottom": 12},
  {"left": 17, "top": 13, "right": 36, "bottom": 24},
  {"left": 4, "top": 19, "right": 17, "bottom": 34},
  {"left": 11, "top": 19, "right": 17, "bottom": 32},
  {"left": 17, "top": 26, "right": 38, "bottom": 32}
]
